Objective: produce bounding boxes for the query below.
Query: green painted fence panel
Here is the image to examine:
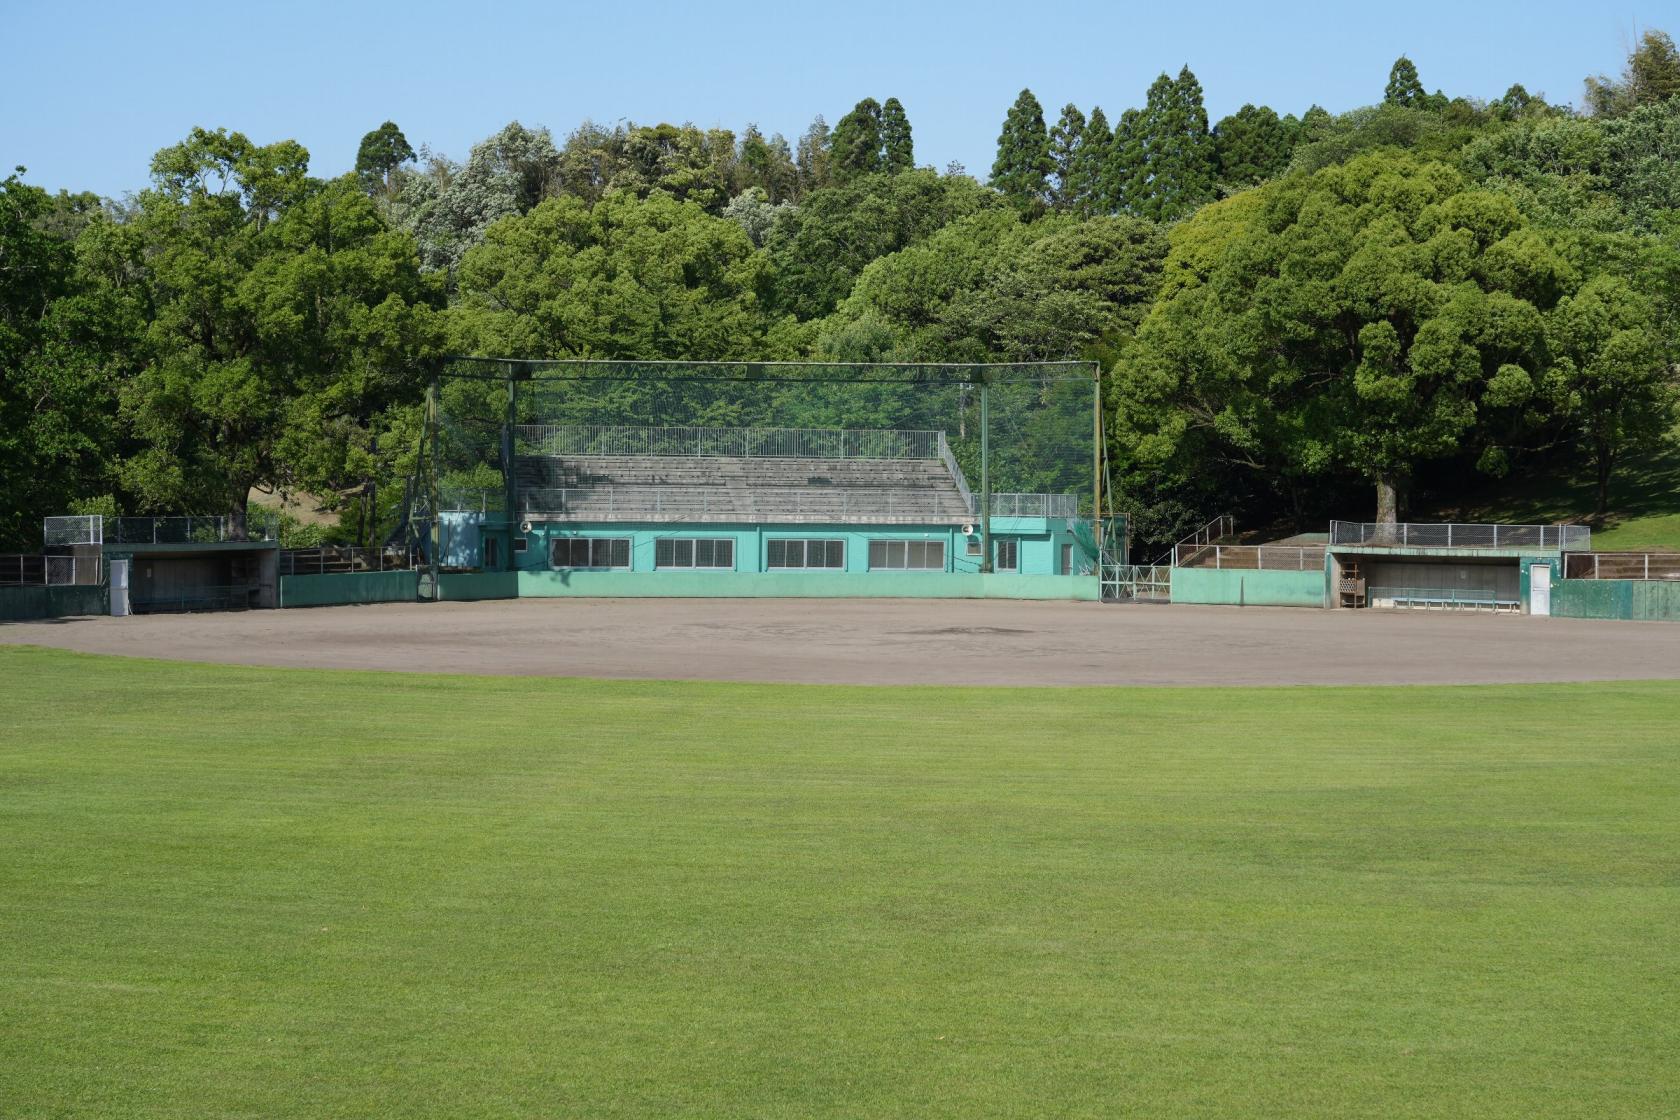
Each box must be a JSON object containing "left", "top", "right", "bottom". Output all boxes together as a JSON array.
[
  {"left": 1632, "top": 581, "right": 1680, "bottom": 621},
  {"left": 0, "top": 584, "right": 108, "bottom": 621},
  {"left": 435, "top": 571, "right": 520, "bottom": 601},
  {"left": 279, "top": 571, "right": 418, "bottom": 608},
  {"left": 1168, "top": 567, "right": 1326, "bottom": 608},
  {"left": 516, "top": 571, "right": 1098, "bottom": 600},
  {"left": 1552, "top": 580, "right": 1634, "bottom": 620}
]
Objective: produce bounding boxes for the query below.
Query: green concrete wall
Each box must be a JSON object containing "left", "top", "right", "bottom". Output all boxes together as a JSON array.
[
  {"left": 435, "top": 571, "right": 519, "bottom": 601},
  {"left": 1553, "top": 579, "right": 1680, "bottom": 621},
  {"left": 279, "top": 571, "right": 418, "bottom": 608},
  {"left": 0, "top": 584, "right": 108, "bottom": 621},
  {"left": 517, "top": 570, "right": 1099, "bottom": 600},
  {"left": 1169, "top": 567, "right": 1327, "bottom": 608}
]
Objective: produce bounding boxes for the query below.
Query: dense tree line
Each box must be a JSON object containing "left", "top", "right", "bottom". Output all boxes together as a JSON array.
[{"left": 3, "top": 32, "right": 1678, "bottom": 551}]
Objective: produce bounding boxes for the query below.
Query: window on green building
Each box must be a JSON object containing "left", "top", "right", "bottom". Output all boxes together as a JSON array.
[
  {"left": 656, "top": 538, "right": 735, "bottom": 569},
  {"left": 996, "top": 539, "right": 1018, "bottom": 572},
  {"left": 868, "top": 540, "right": 945, "bottom": 570},
  {"left": 550, "top": 537, "right": 630, "bottom": 569},
  {"left": 767, "top": 539, "right": 845, "bottom": 569}
]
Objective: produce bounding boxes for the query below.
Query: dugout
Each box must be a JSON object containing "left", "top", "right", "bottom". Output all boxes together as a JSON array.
[
  {"left": 103, "top": 516, "right": 279, "bottom": 613},
  {"left": 1327, "top": 521, "right": 1588, "bottom": 613}
]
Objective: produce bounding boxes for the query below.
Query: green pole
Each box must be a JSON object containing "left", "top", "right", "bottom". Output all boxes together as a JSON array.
[
  {"left": 503, "top": 362, "right": 518, "bottom": 569},
  {"left": 980, "top": 381, "right": 991, "bottom": 574},
  {"left": 1093, "top": 364, "right": 1102, "bottom": 563},
  {"left": 427, "top": 374, "right": 440, "bottom": 599}
]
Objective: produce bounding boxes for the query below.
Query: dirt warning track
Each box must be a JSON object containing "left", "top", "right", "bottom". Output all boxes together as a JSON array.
[{"left": 5, "top": 598, "right": 1680, "bottom": 686}]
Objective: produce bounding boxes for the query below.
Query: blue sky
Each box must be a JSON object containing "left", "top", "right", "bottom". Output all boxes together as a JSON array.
[{"left": 4, "top": 0, "right": 1663, "bottom": 197}]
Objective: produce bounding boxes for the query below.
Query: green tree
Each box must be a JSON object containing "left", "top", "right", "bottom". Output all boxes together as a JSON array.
[
  {"left": 1112, "top": 152, "right": 1573, "bottom": 525},
  {"left": 1123, "top": 68, "right": 1216, "bottom": 221},
  {"left": 1586, "top": 29, "right": 1680, "bottom": 117},
  {"left": 1048, "top": 104, "right": 1086, "bottom": 210},
  {"left": 830, "top": 98, "right": 885, "bottom": 182},
  {"left": 1547, "top": 273, "right": 1676, "bottom": 521},
  {"left": 1212, "top": 104, "right": 1295, "bottom": 188},
  {"left": 1067, "top": 106, "right": 1112, "bottom": 215},
  {"left": 450, "top": 191, "right": 772, "bottom": 361},
  {"left": 766, "top": 168, "right": 995, "bottom": 320},
  {"left": 881, "top": 98, "right": 914, "bottom": 174},
  {"left": 1385, "top": 56, "right": 1426, "bottom": 107},
  {"left": 795, "top": 115, "right": 832, "bottom": 193},
  {"left": 118, "top": 129, "right": 441, "bottom": 527},
  {"left": 354, "top": 121, "right": 415, "bottom": 195},
  {"left": 990, "top": 89, "right": 1053, "bottom": 208},
  {"left": 1103, "top": 107, "right": 1143, "bottom": 214}
]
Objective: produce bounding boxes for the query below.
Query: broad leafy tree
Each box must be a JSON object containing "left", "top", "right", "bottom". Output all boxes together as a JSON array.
[
  {"left": 354, "top": 121, "right": 415, "bottom": 195},
  {"left": 1112, "top": 152, "right": 1573, "bottom": 524},
  {"left": 1212, "top": 104, "right": 1296, "bottom": 188}
]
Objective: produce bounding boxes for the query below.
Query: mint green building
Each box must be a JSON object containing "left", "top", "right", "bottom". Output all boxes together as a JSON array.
[{"left": 430, "top": 425, "right": 1108, "bottom": 601}]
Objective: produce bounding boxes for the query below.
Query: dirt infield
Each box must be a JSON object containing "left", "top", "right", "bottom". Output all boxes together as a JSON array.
[{"left": 5, "top": 598, "right": 1680, "bottom": 685}]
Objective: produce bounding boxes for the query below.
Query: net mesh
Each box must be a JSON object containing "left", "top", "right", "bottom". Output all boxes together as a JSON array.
[{"left": 422, "top": 358, "right": 1101, "bottom": 521}]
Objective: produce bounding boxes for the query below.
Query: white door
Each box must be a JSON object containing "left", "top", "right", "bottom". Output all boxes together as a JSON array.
[
  {"left": 110, "top": 559, "right": 130, "bottom": 617},
  {"left": 1530, "top": 563, "right": 1551, "bottom": 617}
]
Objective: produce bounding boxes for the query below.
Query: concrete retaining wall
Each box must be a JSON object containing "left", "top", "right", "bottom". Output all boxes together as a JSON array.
[
  {"left": 1169, "top": 567, "right": 1326, "bottom": 608},
  {"left": 279, "top": 571, "right": 418, "bottom": 608},
  {"left": 1552, "top": 579, "right": 1680, "bottom": 621},
  {"left": 434, "top": 571, "right": 520, "bottom": 601},
  {"left": 0, "top": 584, "right": 109, "bottom": 621}
]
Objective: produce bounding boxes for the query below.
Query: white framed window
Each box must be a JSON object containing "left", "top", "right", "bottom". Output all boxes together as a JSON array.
[
  {"left": 767, "top": 538, "right": 845, "bottom": 569},
  {"left": 966, "top": 536, "right": 981, "bottom": 556},
  {"left": 995, "top": 538, "right": 1019, "bottom": 572},
  {"left": 868, "top": 540, "right": 945, "bottom": 570},
  {"left": 656, "top": 538, "right": 735, "bottom": 569},
  {"left": 514, "top": 537, "right": 529, "bottom": 553},
  {"left": 550, "top": 537, "right": 630, "bottom": 569}
]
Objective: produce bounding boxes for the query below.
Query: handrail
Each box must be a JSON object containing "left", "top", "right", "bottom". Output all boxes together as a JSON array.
[
  {"left": 1330, "top": 521, "right": 1590, "bottom": 551},
  {"left": 1153, "top": 513, "right": 1234, "bottom": 566}
]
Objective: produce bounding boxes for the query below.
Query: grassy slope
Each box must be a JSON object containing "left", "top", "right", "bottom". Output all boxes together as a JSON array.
[
  {"left": 1, "top": 647, "right": 1676, "bottom": 1119},
  {"left": 1425, "top": 429, "right": 1680, "bottom": 550}
]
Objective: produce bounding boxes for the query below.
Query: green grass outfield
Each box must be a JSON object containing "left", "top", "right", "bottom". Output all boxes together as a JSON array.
[{"left": 2, "top": 647, "right": 1676, "bottom": 1119}]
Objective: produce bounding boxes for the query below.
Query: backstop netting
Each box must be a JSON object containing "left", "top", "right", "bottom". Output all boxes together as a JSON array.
[{"left": 422, "top": 358, "right": 1101, "bottom": 510}]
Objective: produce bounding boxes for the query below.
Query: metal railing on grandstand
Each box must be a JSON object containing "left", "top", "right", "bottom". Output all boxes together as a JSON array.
[
  {"left": 1330, "top": 521, "right": 1590, "bottom": 551},
  {"left": 1368, "top": 586, "right": 1520, "bottom": 612},
  {"left": 978, "top": 493, "right": 1081, "bottom": 518},
  {"left": 513, "top": 424, "right": 943, "bottom": 461},
  {"left": 1174, "top": 543, "right": 1326, "bottom": 570},
  {"left": 279, "top": 546, "right": 416, "bottom": 576},
  {"left": 1564, "top": 552, "right": 1680, "bottom": 580},
  {"left": 439, "top": 489, "right": 507, "bottom": 514},
  {"left": 522, "top": 486, "right": 969, "bottom": 523},
  {"left": 0, "top": 554, "right": 103, "bottom": 586},
  {"left": 42, "top": 515, "right": 103, "bottom": 547},
  {"left": 108, "top": 514, "right": 280, "bottom": 545}
]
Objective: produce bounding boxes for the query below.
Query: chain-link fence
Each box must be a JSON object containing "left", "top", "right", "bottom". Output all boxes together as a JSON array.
[{"left": 1330, "top": 521, "right": 1590, "bottom": 551}]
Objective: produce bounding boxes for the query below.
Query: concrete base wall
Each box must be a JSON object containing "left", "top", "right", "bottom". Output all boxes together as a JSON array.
[
  {"left": 279, "top": 571, "right": 419, "bottom": 608},
  {"left": 1169, "top": 567, "right": 1326, "bottom": 608},
  {"left": 517, "top": 571, "right": 1099, "bottom": 600},
  {"left": 1553, "top": 579, "right": 1680, "bottom": 621},
  {"left": 0, "top": 584, "right": 109, "bottom": 621}
]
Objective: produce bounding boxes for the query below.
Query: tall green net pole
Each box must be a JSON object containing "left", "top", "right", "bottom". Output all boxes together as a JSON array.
[{"left": 980, "top": 381, "right": 991, "bottom": 574}]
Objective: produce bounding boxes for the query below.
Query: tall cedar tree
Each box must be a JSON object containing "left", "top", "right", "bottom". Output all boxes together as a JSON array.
[
  {"left": 1104, "top": 107, "right": 1142, "bottom": 214},
  {"left": 1122, "top": 68, "right": 1215, "bottom": 221},
  {"left": 991, "top": 89, "right": 1054, "bottom": 208},
  {"left": 829, "top": 98, "right": 885, "bottom": 182},
  {"left": 354, "top": 122, "right": 414, "bottom": 193},
  {"left": 795, "top": 116, "right": 832, "bottom": 193},
  {"left": 1212, "top": 104, "right": 1296, "bottom": 187},
  {"left": 881, "top": 98, "right": 914, "bottom": 173},
  {"left": 1068, "top": 106, "right": 1112, "bottom": 215},
  {"left": 1048, "top": 104, "right": 1086, "bottom": 210},
  {"left": 1385, "top": 56, "right": 1426, "bottom": 107}
]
